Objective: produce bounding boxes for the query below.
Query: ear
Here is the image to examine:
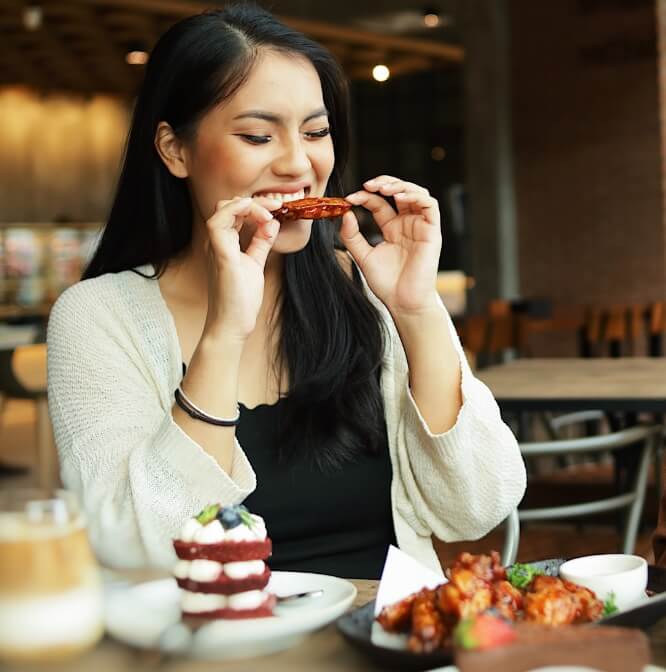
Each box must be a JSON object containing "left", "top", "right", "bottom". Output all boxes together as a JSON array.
[{"left": 154, "top": 121, "right": 189, "bottom": 178}]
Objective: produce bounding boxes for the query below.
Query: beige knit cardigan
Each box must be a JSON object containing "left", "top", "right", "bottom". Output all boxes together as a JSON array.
[{"left": 47, "top": 266, "right": 526, "bottom": 572}]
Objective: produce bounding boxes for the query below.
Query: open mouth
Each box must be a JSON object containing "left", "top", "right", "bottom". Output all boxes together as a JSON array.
[{"left": 253, "top": 186, "right": 310, "bottom": 205}]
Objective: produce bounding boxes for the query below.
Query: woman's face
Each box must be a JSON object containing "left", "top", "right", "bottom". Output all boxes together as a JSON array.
[{"left": 184, "top": 51, "right": 335, "bottom": 254}]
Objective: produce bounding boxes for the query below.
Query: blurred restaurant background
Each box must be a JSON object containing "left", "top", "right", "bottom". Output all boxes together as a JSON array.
[{"left": 2, "top": 0, "right": 666, "bottom": 562}]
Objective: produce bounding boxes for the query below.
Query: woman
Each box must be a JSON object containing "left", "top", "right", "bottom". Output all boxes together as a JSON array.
[{"left": 47, "top": 4, "right": 526, "bottom": 578}]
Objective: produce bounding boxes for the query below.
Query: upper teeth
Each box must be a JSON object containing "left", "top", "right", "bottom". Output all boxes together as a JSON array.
[{"left": 259, "top": 189, "right": 306, "bottom": 204}]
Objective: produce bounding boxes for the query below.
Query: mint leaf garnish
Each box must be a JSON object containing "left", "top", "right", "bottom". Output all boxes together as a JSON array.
[
  {"left": 238, "top": 508, "right": 255, "bottom": 529},
  {"left": 603, "top": 591, "right": 619, "bottom": 617},
  {"left": 196, "top": 503, "right": 220, "bottom": 525}
]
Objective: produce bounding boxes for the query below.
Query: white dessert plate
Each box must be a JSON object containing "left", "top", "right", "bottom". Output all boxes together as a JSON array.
[{"left": 105, "top": 570, "right": 357, "bottom": 659}]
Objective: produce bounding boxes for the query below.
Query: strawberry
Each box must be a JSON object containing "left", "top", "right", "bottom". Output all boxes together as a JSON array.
[{"left": 454, "top": 612, "right": 517, "bottom": 651}]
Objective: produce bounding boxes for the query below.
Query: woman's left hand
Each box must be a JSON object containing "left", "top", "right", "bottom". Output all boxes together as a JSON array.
[{"left": 341, "top": 175, "right": 442, "bottom": 318}]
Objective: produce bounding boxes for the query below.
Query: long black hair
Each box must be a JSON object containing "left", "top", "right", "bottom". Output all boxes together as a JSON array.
[{"left": 84, "top": 3, "right": 386, "bottom": 470}]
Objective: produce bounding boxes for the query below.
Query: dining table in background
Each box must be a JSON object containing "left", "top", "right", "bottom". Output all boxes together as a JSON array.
[
  {"left": 8, "top": 568, "right": 666, "bottom": 672},
  {"left": 476, "top": 357, "right": 666, "bottom": 497},
  {"left": 477, "top": 358, "right": 666, "bottom": 415}
]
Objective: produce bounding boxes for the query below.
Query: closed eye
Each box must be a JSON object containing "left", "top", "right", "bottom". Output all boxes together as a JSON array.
[
  {"left": 237, "top": 134, "right": 271, "bottom": 145},
  {"left": 305, "top": 127, "right": 330, "bottom": 139}
]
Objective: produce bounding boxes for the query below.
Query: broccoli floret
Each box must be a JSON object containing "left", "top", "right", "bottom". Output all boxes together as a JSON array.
[{"left": 506, "top": 562, "right": 544, "bottom": 589}]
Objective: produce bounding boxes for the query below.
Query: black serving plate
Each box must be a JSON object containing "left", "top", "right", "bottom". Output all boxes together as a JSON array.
[{"left": 336, "top": 558, "right": 666, "bottom": 672}]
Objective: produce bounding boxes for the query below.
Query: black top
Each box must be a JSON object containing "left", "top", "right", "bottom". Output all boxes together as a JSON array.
[
  {"left": 238, "top": 399, "right": 396, "bottom": 579},
  {"left": 181, "top": 364, "right": 395, "bottom": 579}
]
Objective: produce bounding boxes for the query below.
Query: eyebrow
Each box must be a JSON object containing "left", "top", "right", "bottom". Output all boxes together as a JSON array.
[{"left": 232, "top": 107, "right": 329, "bottom": 124}]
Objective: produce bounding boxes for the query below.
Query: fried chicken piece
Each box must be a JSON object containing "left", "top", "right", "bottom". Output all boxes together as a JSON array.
[
  {"left": 448, "top": 551, "right": 507, "bottom": 583},
  {"left": 376, "top": 591, "right": 418, "bottom": 633},
  {"left": 525, "top": 575, "right": 604, "bottom": 625},
  {"left": 438, "top": 568, "right": 493, "bottom": 620},
  {"left": 524, "top": 580, "right": 580, "bottom": 626},
  {"left": 492, "top": 580, "right": 524, "bottom": 621},
  {"left": 530, "top": 575, "right": 562, "bottom": 592},
  {"left": 562, "top": 580, "right": 604, "bottom": 623},
  {"left": 407, "top": 588, "right": 448, "bottom": 653}
]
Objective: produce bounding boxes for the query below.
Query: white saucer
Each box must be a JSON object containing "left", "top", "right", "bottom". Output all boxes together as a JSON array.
[{"left": 104, "top": 570, "right": 357, "bottom": 659}]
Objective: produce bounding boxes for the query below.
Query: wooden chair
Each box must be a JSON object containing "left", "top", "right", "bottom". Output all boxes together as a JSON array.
[
  {"left": 585, "top": 304, "right": 647, "bottom": 358},
  {"left": 648, "top": 301, "right": 666, "bottom": 357},
  {"left": 486, "top": 299, "right": 515, "bottom": 359},
  {"left": 516, "top": 305, "right": 586, "bottom": 358},
  {"left": 458, "top": 314, "right": 489, "bottom": 371}
]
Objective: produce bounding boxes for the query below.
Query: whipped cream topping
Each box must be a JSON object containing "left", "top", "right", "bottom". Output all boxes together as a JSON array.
[
  {"left": 223, "top": 560, "right": 265, "bottom": 580},
  {"left": 173, "top": 560, "right": 190, "bottom": 580},
  {"left": 180, "top": 589, "right": 269, "bottom": 613},
  {"left": 173, "top": 559, "right": 265, "bottom": 581},
  {"left": 178, "top": 513, "right": 267, "bottom": 544},
  {"left": 193, "top": 519, "right": 225, "bottom": 544},
  {"left": 179, "top": 518, "right": 202, "bottom": 542},
  {"left": 227, "top": 589, "right": 266, "bottom": 610},
  {"left": 189, "top": 559, "right": 224, "bottom": 582}
]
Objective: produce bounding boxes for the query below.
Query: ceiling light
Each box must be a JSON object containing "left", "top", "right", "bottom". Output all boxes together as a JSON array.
[
  {"left": 126, "top": 50, "right": 149, "bottom": 65},
  {"left": 23, "top": 5, "right": 43, "bottom": 31},
  {"left": 423, "top": 7, "right": 440, "bottom": 28},
  {"left": 372, "top": 65, "right": 390, "bottom": 82},
  {"left": 431, "top": 146, "right": 446, "bottom": 161}
]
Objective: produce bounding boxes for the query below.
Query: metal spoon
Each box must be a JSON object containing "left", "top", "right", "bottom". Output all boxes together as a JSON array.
[{"left": 275, "top": 588, "right": 324, "bottom": 605}]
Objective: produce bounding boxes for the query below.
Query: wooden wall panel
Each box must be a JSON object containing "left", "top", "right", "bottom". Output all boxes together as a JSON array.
[
  {"left": 510, "top": 0, "right": 664, "bottom": 306},
  {"left": 0, "top": 87, "right": 129, "bottom": 222}
]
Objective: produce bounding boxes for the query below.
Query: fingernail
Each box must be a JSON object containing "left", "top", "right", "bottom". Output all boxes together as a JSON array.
[{"left": 238, "top": 197, "right": 252, "bottom": 205}]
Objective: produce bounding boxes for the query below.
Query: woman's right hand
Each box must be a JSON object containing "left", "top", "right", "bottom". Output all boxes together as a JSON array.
[{"left": 202, "top": 196, "right": 281, "bottom": 343}]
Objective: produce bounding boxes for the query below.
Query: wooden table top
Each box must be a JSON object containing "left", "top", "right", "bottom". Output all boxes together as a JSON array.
[
  {"left": 478, "top": 357, "right": 666, "bottom": 412},
  {"left": 9, "top": 569, "right": 666, "bottom": 671},
  {"left": 8, "top": 574, "right": 381, "bottom": 672}
]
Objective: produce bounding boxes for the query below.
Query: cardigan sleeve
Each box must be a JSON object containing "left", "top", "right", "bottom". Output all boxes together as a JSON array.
[
  {"left": 47, "top": 284, "right": 256, "bottom": 569},
  {"left": 387, "top": 301, "right": 527, "bottom": 542}
]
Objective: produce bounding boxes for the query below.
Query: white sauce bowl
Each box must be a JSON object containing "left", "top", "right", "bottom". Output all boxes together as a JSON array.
[{"left": 559, "top": 554, "right": 647, "bottom": 612}]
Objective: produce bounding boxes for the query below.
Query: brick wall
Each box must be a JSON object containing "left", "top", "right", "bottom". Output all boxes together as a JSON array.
[{"left": 510, "top": 0, "right": 664, "bottom": 305}]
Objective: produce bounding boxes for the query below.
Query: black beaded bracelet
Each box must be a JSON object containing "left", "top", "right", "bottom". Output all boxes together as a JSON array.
[{"left": 174, "top": 387, "right": 240, "bottom": 427}]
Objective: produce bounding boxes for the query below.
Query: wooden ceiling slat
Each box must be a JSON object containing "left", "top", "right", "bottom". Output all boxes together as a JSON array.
[
  {"left": 72, "top": 0, "right": 464, "bottom": 61},
  {"left": 60, "top": 6, "right": 132, "bottom": 91},
  {"left": 0, "top": 0, "right": 463, "bottom": 95}
]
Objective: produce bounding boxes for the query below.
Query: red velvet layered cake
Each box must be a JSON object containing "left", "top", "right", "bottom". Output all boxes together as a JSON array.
[{"left": 172, "top": 503, "right": 275, "bottom": 619}]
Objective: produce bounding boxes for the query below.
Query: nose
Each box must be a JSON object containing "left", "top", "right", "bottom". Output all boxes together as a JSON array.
[{"left": 272, "top": 135, "right": 311, "bottom": 177}]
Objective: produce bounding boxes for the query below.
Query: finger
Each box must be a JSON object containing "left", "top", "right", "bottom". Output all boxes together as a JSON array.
[
  {"left": 209, "top": 197, "right": 252, "bottom": 230},
  {"left": 344, "top": 190, "right": 397, "bottom": 229},
  {"left": 339, "top": 210, "right": 373, "bottom": 265},
  {"left": 208, "top": 199, "right": 273, "bottom": 235},
  {"left": 393, "top": 192, "right": 440, "bottom": 226},
  {"left": 245, "top": 218, "right": 280, "bottom": 269},
  {"left": 252, "top": 195, "right": 283, "bottom": 213},
  {"left": 363, "top": 175, "right": 400, "bottom": 190},
  {"left": 207, "top": 197, "right": 254, "bottom": 237},
  {"left": 376, "top": 180, "right": 429, "bottom": 197}
]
